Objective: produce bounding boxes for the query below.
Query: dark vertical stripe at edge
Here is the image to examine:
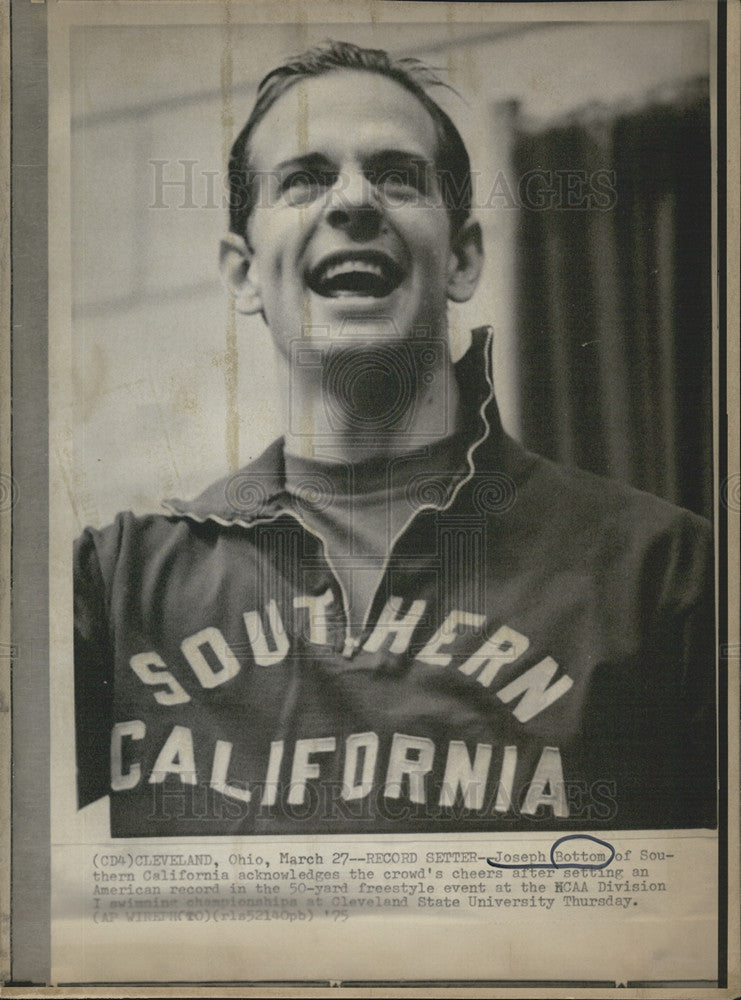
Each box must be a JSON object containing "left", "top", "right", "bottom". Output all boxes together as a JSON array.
[{"left": 715, "top": 0, "right": 728, "bottom": 990}]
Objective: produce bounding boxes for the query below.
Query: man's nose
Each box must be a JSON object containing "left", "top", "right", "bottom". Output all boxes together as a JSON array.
[{"left": 325, "top": 170, "right": 383, "bottom": 241}]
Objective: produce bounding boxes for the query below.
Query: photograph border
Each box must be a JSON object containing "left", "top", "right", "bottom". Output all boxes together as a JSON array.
[{"left": 3, "top": 0, "right": 739, "bottom": 994}]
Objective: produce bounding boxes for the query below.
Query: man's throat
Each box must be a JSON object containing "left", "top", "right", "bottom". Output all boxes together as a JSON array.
[{"left": 281, "top": 352, "right": 461, "bottom": 464}]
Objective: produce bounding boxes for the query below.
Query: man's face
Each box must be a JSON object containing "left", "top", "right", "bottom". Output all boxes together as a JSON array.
[{"left": 224, "top": 70, "right": 480, "bottom": 355}]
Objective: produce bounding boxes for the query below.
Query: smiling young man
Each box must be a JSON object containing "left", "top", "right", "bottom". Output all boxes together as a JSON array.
[{"left": 74, "top": 41, "right": 716, "bottom": 837}]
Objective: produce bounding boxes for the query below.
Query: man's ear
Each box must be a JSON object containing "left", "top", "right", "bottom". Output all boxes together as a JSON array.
[
  {"left": 219, "top": 232, "right": 263, "bottom": 315},
  {"left": 446, "top": 219, "right": 484, "bottom": 303}
]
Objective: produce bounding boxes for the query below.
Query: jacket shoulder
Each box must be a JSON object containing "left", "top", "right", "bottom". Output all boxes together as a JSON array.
[
  {"left": 520, "top": 444, "right": 711, "bottom": 538},
  {"left": 74, "top": 510, "right": 212, "bottom": 585},
  {"left": 503, "top": 443, "right": 713, "bottom": 611}
]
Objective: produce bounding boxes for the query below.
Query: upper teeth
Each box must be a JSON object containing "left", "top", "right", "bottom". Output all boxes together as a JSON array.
[{"left": 321, "top": 259, "right": 385, "bottom": 281}]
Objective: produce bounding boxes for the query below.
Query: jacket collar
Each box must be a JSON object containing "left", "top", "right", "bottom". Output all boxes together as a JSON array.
[{"left": 162, "top": 326, "right": 505, "bottom": 527}]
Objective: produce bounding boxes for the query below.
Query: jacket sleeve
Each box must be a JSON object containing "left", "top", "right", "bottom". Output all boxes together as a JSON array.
[
  {"left": 667, "top": 514, "right": 717, "bottom": 828},
  {"left": 638, "top": 510, "right": 717, "bottom": 828},
  {"left": 73, "top": 526, "right": 116, "bottom": 808},
  {"left": 581, "top": 506, "right": 717, "bottom": 830}
]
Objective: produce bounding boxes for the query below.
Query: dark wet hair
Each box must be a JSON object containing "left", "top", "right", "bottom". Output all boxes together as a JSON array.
[{"left": 228, "top": 39, "right": 472, "bottom": 237}]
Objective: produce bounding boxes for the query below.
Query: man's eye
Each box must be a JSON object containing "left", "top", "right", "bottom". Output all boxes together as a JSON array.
[
  {"left": 280, "top": 171, "right": 335, "bottom": 205},
  {"left": 370, "top": 165, "right": 426, "bottom": 199}
]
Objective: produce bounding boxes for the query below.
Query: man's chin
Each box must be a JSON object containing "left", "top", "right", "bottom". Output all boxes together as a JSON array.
[
  {"left": 325, "top": 317, "right": 407, "bottom": 344},
  {"left": 308, "top": 299, "right": 438, "bottom": 345},
  {"left": 298, "top": 288, "right": 398, "bottom": 339}
]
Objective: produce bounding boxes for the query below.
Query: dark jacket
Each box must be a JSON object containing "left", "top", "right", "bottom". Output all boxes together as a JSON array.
[{"left": 74, "top": 328, "right": 716, "bottom": 836}]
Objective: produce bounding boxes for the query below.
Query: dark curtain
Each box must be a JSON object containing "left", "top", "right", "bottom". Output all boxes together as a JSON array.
[{"left": 513, "top": 82, "right": 712, "bottom": 520}]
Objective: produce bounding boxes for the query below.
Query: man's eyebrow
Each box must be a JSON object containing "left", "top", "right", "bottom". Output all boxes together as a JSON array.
[
  {"left": 363, "top": 149, "right": 435, "bottom": 169},
  {"left": 271, "top": 150, "right": 435, "bottom": 173},
  {"left": 273, "top": 152, "right": 335, "bottom": 173}
]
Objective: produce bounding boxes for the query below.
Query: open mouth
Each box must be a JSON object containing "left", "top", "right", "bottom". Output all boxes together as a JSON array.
[{"left": 306, "top": 251, "right": 405, "bottom": 299}]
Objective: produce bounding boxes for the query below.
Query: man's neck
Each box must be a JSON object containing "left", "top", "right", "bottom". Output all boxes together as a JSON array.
[{"left": 278, "top": 341, "right": 461, "bottom": 464}]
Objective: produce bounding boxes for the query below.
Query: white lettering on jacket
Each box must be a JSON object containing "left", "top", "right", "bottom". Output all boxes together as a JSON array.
[
  {"left": 109, "top": 723, "right": 570, "bottom": 818},
  {"left": 128, "top": 597, "right": 573, "bottom": 723}
]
